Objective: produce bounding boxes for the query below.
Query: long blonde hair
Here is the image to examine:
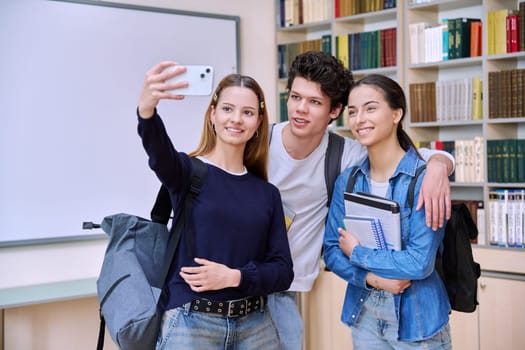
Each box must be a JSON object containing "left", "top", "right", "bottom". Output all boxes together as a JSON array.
[{"left": 189, "top": 74, "right": 270, "bottom": 181}]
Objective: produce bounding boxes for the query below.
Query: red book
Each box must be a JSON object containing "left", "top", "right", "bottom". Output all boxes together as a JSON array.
[
  {"left": 509, "top": 14, "right": 519, "bottom": 52},
  {"left": 432, "top": 140, "right": 444, "bottom": 150},
  {"left": 470, "top": 21, "right": 482, "bottom": 57},
  {"left": 506, "top": 15, "right": 511, "bottom": 52},
  {"left": 506, "top": 14, "right": 519, "bottom": 53},
  {"left": 335, "top": 0, "right": 340, "bottom": 18}
]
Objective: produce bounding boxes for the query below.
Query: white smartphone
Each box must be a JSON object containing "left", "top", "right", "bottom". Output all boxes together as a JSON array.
[{"left": 166, "top": 65, "right": 214, "bottom": 96}]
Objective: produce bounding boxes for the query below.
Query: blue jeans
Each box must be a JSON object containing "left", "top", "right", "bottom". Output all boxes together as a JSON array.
[
  {"left": 351, "top": 290, "right": 452, "bottom": 349},
  {"left": 267, "top": 291, "right": 303, "bottom": 350},
  {"left": 156, "top": 302, "right": 280, "bottom": 349}
]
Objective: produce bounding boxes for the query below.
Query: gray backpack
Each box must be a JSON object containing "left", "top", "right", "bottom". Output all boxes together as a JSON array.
[{"left": 91, "top": 157, "right": 207, "bottom": 350}]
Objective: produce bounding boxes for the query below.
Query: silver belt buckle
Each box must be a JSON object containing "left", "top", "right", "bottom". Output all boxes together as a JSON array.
[{"left": 227, "top": 298, "right": 249, "bottom": 317}]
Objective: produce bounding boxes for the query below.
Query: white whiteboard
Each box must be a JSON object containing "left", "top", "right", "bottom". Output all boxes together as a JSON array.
[{"left": 0, "top": 0, "right": 239, "bottom": 243}]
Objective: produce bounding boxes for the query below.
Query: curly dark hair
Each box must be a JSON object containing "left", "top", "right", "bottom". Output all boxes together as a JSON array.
[{"left": 286, "top": 51, "right": 354, "bottom": 113}]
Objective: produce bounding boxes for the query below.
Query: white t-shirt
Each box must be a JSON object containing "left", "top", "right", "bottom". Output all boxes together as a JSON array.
[{"left": 269, "top": 122, "right": 366, "bottom": 291}]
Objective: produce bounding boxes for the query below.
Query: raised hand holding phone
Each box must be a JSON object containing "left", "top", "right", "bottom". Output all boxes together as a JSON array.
[{"left": 164, "top": 64, "right": 214, "bottom": 96}]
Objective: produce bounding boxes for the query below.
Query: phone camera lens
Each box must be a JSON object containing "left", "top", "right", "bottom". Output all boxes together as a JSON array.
[
  {"left": 200, "top": 73, "right": 205, "bottom": 78},
  {"left": 206, "top": 68, "right": 211, "bottom": 73}
]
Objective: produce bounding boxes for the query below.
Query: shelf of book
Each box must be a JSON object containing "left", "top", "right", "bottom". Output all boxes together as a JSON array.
[
  {"left": 276, "top": 0, "right": 402, "bottom": 125},
  {"left": 275, "top": 0, "right": 525, "bottom": 251},
  {"left": 404, "top": 0, "right": 525, "bottom": 252}
]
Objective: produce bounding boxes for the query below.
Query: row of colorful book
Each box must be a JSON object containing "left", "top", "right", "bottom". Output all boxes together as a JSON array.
[
  {"left": 335, "top": 27, "right": 397, "bottom": 71},
  {"left": 335, "top": 0, "right": 396, "bottom": 18},
  {"left": 487, "top": 3, "right": 525, "bottom": 55},
  {"left": 488, "top": 189, "right": 525, "bottom": 248},
  {"left": 488, "top": 68, "right": 525, "bottom": 119},
  {"left": 409, "top": 77, "right": 482, "bottom": 123},
  {"left": 415, "top": 138, "right": 484, "bottom": 184},
  {"left": 408, "top": 17, "right": 482, "bottom": 64},
  {"left": 278, "top": 0, "right": 330, "bottom": 28},
  {"left": 277, "top": 35, "right": 331, "bottom": 79},
  {"left": 486, "top": 139, "right": 525, "bottom": 183}
]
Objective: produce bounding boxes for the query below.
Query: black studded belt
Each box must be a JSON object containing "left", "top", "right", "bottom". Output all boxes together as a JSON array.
[{"left": 190, "top": 296, "right": 265, "bottom": 318}]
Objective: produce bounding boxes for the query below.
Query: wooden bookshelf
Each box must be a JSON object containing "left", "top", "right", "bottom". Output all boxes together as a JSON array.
[{"left": 276, "top": 1, "right": 525, "bottom": 349}]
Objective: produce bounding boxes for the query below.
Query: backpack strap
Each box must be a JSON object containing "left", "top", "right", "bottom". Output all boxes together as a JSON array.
[
  {"left": 407, "top": 165, "right": 427, "bottom": 208},
  {"left": 150, "top": 185, "right": 172, "bottom": 224},
  {"left": 325, "top": 131, "right": 345, "bottom": 206},
  {"left": 345, "top": 166, "right": 361, "bottom": 193},
  {"left": 181, "top": 157, "right": 207, "bottom": 258},
  {"left": 96, "top": 310, "right": 106, "bottom": 350},
  {"left": 269, "top": 122, "right": 275, "bottom": 144},
  {"left": 150, "top": 157, "right": 207, "bottom": 271}
]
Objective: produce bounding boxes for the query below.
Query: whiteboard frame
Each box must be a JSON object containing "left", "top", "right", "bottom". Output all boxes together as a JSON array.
[{"left": 0, "top": 0, "right": 240, "bottom": 246}]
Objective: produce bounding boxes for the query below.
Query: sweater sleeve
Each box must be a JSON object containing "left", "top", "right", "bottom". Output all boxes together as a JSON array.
[
  {"left": 136, "top": 109, "right": 188, "bottom": 193},
  {"left": 237, "top": 185, "right": 294, "bottom": 295}
]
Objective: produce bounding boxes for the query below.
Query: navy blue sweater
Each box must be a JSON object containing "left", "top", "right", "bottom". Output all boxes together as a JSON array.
[{"left": 138, "top": 112, "right": 294, "bottom": 310}]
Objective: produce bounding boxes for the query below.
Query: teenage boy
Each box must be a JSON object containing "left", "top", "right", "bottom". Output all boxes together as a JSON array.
[{"left": 267, "top": 51, "right": 454, "bottom": 350}]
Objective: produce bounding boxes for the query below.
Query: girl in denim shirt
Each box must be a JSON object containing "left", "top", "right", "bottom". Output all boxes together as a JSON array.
[{"left": 323, "top": 74, "right": 451, "bottom": 349}]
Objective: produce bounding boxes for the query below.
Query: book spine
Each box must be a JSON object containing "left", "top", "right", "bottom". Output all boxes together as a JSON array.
[
  {"left": 488, "top": 190, "right": 499, "bottom": 245},
  {"left": 476, "top": 200, "right": 486, "bottom": 245}
]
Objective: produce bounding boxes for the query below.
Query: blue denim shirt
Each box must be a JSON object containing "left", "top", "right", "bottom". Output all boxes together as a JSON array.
[{"left": 323, "top": 147, "right": 450, "bottom": 342}]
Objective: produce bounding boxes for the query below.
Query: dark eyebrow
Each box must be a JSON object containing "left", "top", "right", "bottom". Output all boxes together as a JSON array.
[
  {"left": 289, "top": 89, "right": 324, "bottom": 101},
  {"left": 348, "top": 100, "right": 379, "bottom": 109}
]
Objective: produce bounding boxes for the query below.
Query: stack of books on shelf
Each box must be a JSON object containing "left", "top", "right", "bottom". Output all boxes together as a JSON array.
[
  {"left": 488, "top": 68, "right": 525, "bottom": 119},
  {"left": 335, "top": 0, "right": 396, "bottom": 18},
  {"left": 408, "top": 17, "right": 481, "bottom": 64},
  {"left": 486, "top": 139, "right": 525, "bottom": 183},
  {"left": 278, "top": 0, "right": 330, "bottom": 27},
  {"left": 488, "top": 189, "right": 525, "bottom": 248},
  {"left": 487, "top": 3, "right": 525, "bottom": 55},
  {"left": 414, "top": 137, "right": 484, "bottom": 184},
  {"left": 277, "top": 35, "right": 331, "bottom": 79},
  {"left": 335, "top": 28, "right": 397, "bottom": 71},
  {"left": 409, "top": 77, "right": 482, "bottom": 123}
]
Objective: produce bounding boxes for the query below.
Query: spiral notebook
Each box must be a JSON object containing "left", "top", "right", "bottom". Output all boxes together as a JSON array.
[
  {"left": 344, "top": 192, "right": 401, "bottom": 250},
  {"left": 343, "top": 215, "right": 387, "bottom": 250}
]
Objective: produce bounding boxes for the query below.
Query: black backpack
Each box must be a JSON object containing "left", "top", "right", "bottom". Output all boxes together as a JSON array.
[{"left": 346, "top": 165, "right": 481, "bottom": 313}]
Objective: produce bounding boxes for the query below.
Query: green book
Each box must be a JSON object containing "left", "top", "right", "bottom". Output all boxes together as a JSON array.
[
  {"left": 517, "top": 139, "right": 525, "bottom": 182},
  {"left": 448, "top": 17, "right": 456, "bottom": 59},
  {"left": 455, "top": 18, "right": 481, "bottom": 58}
]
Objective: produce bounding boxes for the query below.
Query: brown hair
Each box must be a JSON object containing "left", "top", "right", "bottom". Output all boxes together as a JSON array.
[{"left": 189, "top": 73, "right": 270, "bottom": 181}]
